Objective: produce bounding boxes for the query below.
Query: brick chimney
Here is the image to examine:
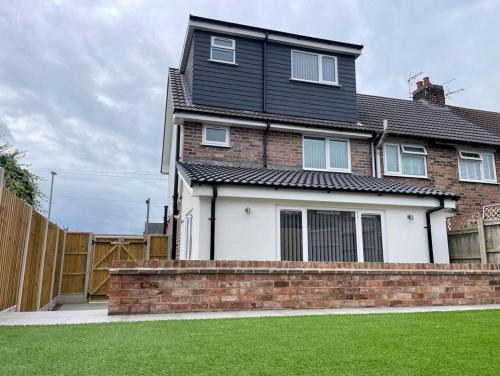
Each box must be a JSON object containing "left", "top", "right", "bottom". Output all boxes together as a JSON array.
[{"left": 412, "top": 76, "right": 445, "bottom": 106}]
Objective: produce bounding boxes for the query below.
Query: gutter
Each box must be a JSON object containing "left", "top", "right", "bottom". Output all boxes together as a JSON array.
[
  {"left": 374, "top": 119, "right": 388, "bottom": 178},
  {"left": 425, "top": 198, "right": 445, "bottom": 263},
  {"left": 209, "top": 185, "right": 218, "bottom": 260},
  {"left": 170, "top": 124, "right": 181, "bottom": 260}
]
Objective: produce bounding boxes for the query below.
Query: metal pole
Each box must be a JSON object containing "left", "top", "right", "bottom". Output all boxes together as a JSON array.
[
  {"left": 145, "top": 198, "right": 150, "bottom": 235},
  {"left": 47, "top": 171, "right": 57, "bottom": 221},
  {"left": 0, "top": 166, "right": 5, "bottom": 203}
]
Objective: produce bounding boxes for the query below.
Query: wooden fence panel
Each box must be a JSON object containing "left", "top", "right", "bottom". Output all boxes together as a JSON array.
[
  {"left": 51, "top": 229, "right": 65, "bottom": 299},
  {"left": 19, "top": 211, "right": 46, "bottom": 311},
  {"left": 149, "top": 235, "right": 169, "bottom": 260},
  {"left": 0, "top": 189, "right": 31, "bottom": 311},
  {"left": 61, "top": 232, "right": 90, "bottom": 295},
  {"left": 485, "top": 224, "right": 500, "bottom": 263},
  {"left": 448, "top": 230, "right": 481, "bottom": 264},
  {"left": 39, "top": 222, "right": 58, "bottom": 309}
]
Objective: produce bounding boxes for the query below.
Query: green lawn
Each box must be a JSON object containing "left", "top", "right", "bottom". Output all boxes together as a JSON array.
[{"left": 1, "top": 310, "right": 499, "bottom": 375}]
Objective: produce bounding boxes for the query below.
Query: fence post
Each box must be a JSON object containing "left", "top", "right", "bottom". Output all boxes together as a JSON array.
[
  {"left": 48, "top": 229, "right": 60, "bottom": 310},
  {"left": 83, "top": 233, "right": 93, "bottom": 303},
  {"left": 36, "top": 218, "right": 50, "bottom": 310},
  {"left": 145, "top": 234, "right": 151, "bottom": 260},
  {"left": 16, "top": 207, "right": 33, "bottom": 312},
  {"left": 477, "top": 218, "right": 488, "bottom": 263},
  {"left": 0, "top": 166, "right": 4, "bottom": 202},
  {"left": 57, "top": 231, "right": 67, "bottom": 298}
]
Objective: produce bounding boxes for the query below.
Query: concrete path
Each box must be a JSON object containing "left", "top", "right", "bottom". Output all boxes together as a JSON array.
[{"left": 1, "top": 304, "right": 499, "bottom": 326}]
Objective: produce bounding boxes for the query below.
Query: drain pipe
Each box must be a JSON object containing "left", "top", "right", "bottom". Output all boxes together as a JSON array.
[
  {"left": 263, "top": 121, "right": 271, "bottom": 168},
  {"left": 209, "top": 185, "right": 218, "bottom": 260},
  {"left": 262, "top": 32, "right": 270, "bottom": 168},
  {"left": 170, "top": 123, "right": 181, "bottom": 260},
  {"left": 374, "top": 119, "right": 388, "bottom": 178},
  {"left": 426, "top": 198, "right": 445, "bottom": 263}
]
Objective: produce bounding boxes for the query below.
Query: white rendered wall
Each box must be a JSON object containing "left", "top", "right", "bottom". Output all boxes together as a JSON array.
[{"left": 186, "top": 189, "right": 452, "bottom": 263}]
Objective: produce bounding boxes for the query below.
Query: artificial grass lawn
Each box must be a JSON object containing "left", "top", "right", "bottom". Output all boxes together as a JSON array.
[{"left": 1, "top": 310, "right": 499, "bottom": 375}]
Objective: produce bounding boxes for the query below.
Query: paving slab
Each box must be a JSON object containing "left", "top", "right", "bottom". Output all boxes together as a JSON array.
[{"left": 1, "top": 304, "right": 499, "bottom": 326}]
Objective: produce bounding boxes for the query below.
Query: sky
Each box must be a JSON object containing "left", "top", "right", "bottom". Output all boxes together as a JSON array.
[{"left": 1, "top": 0, "right": 499, "bottom": 234}]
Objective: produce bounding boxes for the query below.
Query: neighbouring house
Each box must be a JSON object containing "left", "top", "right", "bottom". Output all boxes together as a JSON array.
[{"left": 160, "top": 15, "right": 500, "bottom": 264}]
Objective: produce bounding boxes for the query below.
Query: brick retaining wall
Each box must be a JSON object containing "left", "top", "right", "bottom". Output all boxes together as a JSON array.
[{"left": 108, "top": 260, "right": 500, "bottom": 315}]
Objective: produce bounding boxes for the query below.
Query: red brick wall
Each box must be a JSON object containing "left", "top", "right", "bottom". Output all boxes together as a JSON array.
[
  {"left": 181, "top": 122, "right": 371, "bottom": 174},
  {"left": 381, "top": 142, "right": 500, "bottom": 215},
  {"left": 108, "top": 260, "right": 500, "bottom": 314}
]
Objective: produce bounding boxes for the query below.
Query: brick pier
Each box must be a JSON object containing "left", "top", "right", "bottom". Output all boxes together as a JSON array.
[{"left": 108, "top": 260, "right": 500, "bottom": 315}]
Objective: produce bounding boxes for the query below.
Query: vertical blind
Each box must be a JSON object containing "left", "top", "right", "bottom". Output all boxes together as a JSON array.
[
  {"left": 321, "top": 56, "right": 336, "bottom": 82},
  {"left": 292, "top": 51, "right": 319, "bottom": 81},
  {"left": 361, "top": 214, "right": 383, "bottom": 262},
  {"left": 280, "top": 210, "right": 303, "bottom": 261},
  {"left": 307, "top": 210, "right": 357, "bottom": 262},
  {"left": 329, "top": 140, "right": 348, "bottom": 169},
  {"left": 304, "top": 137, "right": 326, "bottom": 169}
]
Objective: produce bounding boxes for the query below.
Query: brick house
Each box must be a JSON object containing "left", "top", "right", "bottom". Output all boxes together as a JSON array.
[{"left": 161, "top": 15, "right": 500, "bottom": 264}]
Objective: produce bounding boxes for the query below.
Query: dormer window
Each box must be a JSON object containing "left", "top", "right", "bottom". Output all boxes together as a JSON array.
[
  {"left": 458, "top": 150, "right": 496, "bottom": 183},
  {"left": 210, "top": 36, "right": 236, "bottom": 64},
  {"left": 291, "top": 50, "right": 338, "bottom": 85}
]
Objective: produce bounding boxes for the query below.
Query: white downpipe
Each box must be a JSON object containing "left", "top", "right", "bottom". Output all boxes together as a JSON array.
[{"left": 375, "top": 119, "right": 388, "bottom": 178}]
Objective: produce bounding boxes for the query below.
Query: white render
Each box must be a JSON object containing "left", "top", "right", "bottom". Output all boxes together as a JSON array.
[{"left": 178, "top": 181, "right": 455, "bottom": 263}]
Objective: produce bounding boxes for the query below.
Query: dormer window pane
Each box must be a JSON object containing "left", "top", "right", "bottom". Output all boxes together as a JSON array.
[
  {"left": 330, "top": 140, "right": 348, "bottom": 169},
  {"left": 210, "top": 36, "right": 235, "bottom": 64},
  {"left": 304, "top": 137, "right": 325, "bottom": 169},
  {"left": 211, "top": 49, "right": 234, "bottom": 63},
  {"left": 322, "top": 56, "right": 336, "bottom": 83},
  {"left": 292, "top": 51, "right": 319, "bottom": 81}
]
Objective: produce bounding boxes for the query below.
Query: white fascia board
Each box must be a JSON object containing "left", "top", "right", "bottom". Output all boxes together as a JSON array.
[
  {"left": 178, "top": 172, "right": 194, "bottom": 196},
  {"left": 173, "top": 112, "right": 372, "bottom": 138},
  {"left": 179, "top": 20, "right": 362, "bottom": 71},
  {"left": 161, "top": 119, "right": 172, "bottom": 175},
  {"left": 191, "top": 185, "right": 456, "bottom": 209}
]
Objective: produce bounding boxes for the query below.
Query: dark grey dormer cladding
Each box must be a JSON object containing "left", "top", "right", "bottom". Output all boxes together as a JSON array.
[{"left": 189, "top": 30, "right": 358, "bottom": 123}]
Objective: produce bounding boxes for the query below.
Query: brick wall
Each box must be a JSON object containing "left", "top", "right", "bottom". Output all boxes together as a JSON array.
[
  {"left": 108, "top": 260, "right": 500, "bottom": 315},
  {"left": 181, "top": 122, "right": 372, "bottom": 174},
  {"left": 381, "top": 142, "right": 500, "bottom": 215}
]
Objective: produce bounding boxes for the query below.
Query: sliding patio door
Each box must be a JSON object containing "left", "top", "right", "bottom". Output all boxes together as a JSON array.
[{"left": 279, "top": 208, "right": 384, "bottom": 262}]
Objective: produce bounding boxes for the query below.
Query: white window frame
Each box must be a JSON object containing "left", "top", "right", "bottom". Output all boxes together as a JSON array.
[
  {"left": 210, "top": 36, "right": 236, "bottom": 65},
  {"left": 383, "top": 143, "right": 428, "bottom": 178},
  {"left": 290, "top": 50, "right": 339, "bottom": 86},
  {"left": 202, "top": 124, "right": 230, "bottom": 147},
  {"left": 458, "top": 150, "right": 497, "bottom": 184},
  {"left": 276, "top": 205, "right": 387, "bottom": 263},
  {"left": 302, "top": 136, "right": 351, "bottom": 173}
]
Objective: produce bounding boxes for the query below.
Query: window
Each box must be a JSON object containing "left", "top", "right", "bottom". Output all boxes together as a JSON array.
[
  {"left": 384, "top": 143, "right": 427, "bottom": 177},
  {"left": 458, "top": 150, "right": 497, "bottom": 183},
  {"left": 279, "top": 208, "right": 384, "bottom": 262},
  {"left": 303, "top": 137, "right": 350, "bottom": 172},
  {"left": 291, "top": 50, "right": 338, "bottom": 85},
  {"left": 210, "top": 36, "right": 235, "bottom": 64},
  {"left": 184, "top": 212, "right": 193, "bottom": 260},
  {"left": 202, "top": 125, "right": 230, "bottom": 147}
]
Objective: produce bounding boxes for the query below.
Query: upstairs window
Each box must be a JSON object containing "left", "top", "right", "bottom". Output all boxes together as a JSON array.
[
  {"left": 291, "top": 50, "right": 338, "bottom": 85},
  {"left": 202, "top": 125, "right": 230, "bottom": 147},
  {"left": 384, "top": 143, "right": 427, "bottom": 178},
  {"left": 303, "top": 137, "right": 350, "bottom": 172},
  {"left": 210, "top": 36, "right": 235, "bottom": 64},
  {"left": 458, "top": 151, "right": 496, "bottom": 183}
]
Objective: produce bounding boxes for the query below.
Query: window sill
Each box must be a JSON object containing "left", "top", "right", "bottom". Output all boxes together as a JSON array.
[
  {"left": 290, "top": 78, "right": 341, "bottom": 87},
  {"left": 208, "top": 59, "right": 238, "bottom": 66},
  {"left": 201, "top": 142, "right": 231, "bottom": 148},
  {"left": 459, "top": 179, "right": 498, "bottom": 185},
  {"left": 303, "top": 168, "right": 352, "bottom": 173},
  {"left": 384, "top": 173, "right": 429, "bottom": 180}
]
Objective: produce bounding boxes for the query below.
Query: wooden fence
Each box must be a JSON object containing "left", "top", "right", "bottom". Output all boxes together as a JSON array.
[
  {"left": 0, "top": 185, "right": 66, "bottom": 312},
  {"left": 447, "top": 205, "right": 500, "bottom": 264},
  {"left": 0, "top": 168, "right": 170, "bottom": 311}
]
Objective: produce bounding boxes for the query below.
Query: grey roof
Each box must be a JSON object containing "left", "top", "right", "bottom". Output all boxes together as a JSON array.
[
  {"left": 357, "top": 94, "right": 500, "bottom": 146},
  {"left": 169, "top": 69, "right": 500, "bottom": 147},
  {"left": 178, "top": 162, "right": 459, "bottom": 199}
]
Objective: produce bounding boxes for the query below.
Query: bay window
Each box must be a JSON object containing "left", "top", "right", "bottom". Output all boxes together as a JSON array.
[
  {"left": 458, "top": 150, "right": 497, "bottom": 183},
  {"left": 279, "top": 207, "right": 384, "bottom": 262},
  {"left": 303, "top": 136, "right": 350, "bottom": 172},
  {"left": 384, "top": 143, "right": 427, "bottom": 178},
  {"left": 291, "top": 50, "right": 338, "bottom": 85}
]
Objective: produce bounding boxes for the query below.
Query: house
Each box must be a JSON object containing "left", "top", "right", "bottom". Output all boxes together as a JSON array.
[{"left": 161, "top": 15, "right": 500, "bottom": 264}]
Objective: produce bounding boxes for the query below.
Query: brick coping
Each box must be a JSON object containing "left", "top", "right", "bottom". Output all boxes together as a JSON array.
[{"left": 110, "top": 267, "right": 500, "bottom": 276}]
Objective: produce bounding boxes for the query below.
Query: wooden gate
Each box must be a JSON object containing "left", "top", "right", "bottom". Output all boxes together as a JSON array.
[{"left": 88, "top": 236, "right": 145, "bottom": 300}]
